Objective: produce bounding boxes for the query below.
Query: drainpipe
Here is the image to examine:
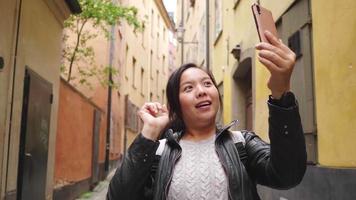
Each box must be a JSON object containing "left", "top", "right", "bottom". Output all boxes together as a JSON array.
[
  {"left": 206, "top": 0, "right": 210, "bottom": 71},
  {"left": 105, "top": 24, "right": 115, "bottom": 173},
  {"left": 180, "top": 0, "right": 184, "bottom": 65},
  {"left": 10, "top": 0, "right": 23, "bottom": 196}
]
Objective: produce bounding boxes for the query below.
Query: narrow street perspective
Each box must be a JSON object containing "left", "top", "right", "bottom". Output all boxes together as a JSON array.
[{"left": 0, "top": 0, "right": 355, "bottom": 199}]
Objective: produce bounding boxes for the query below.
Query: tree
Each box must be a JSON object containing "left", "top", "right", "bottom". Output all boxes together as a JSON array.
[{"left": 61, "top": 0, "right": 143, "bottom": 88}]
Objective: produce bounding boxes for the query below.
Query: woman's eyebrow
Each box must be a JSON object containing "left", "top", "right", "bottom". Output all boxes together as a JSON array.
[
  {"left": 180, "top": 81, "right": 193, "bottom": 87},
  {"left": 180, "top": 76, "right": 211, "bottom": 86},
  {"left": 201, "top": 77, "right": 211, "bottom": 81}
]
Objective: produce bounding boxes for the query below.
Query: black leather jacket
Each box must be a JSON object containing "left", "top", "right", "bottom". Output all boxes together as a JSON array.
[{"left": 107, "top": 96, "right": 307, "bottom": 200}]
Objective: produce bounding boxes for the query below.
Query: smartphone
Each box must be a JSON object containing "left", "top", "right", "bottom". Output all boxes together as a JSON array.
[{"left": 251, "top": 4, "right": 278, "bottom": 43}]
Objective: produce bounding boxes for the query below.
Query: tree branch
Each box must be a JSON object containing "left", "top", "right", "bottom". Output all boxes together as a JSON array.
[{"left": 67, "top": 18, "right": 88, "bottom": 82}]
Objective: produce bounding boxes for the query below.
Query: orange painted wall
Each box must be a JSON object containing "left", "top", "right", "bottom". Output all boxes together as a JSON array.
[
  {"left": 55, "top": 79, "right": 123, "bottom": 187},
  {"left": 90, "top": 86, "right": 122, "bottom": 162},
  {"left": 55, "top": 80, "right": 103, "bottom": 184}
]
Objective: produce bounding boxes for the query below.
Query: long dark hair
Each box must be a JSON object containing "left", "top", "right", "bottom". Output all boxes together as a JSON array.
[{"left": 165, "top": 63, "right": 221, "bottom": 133}]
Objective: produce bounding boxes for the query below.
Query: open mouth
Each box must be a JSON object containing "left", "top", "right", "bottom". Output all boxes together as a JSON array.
[{"left": 195, "top": 101, "right": 212, "bottom": 108}]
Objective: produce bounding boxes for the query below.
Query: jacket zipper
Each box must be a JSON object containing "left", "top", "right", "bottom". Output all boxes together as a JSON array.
[
  {"left": 215, "top": 141, "right": 233, "bottom": 200},
  {"left": 214, "top": 120, "right": 239, "bottom": 200},
  {"left": 164, "top": 150, "right": 182, "bottom": 199}
]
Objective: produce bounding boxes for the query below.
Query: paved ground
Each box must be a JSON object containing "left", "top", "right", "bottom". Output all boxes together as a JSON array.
[{"left": 76, "top": 169, "right": 116, "bottom": 200}]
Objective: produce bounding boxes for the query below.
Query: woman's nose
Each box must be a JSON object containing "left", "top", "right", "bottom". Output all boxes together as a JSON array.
[{"left": 196, "top": 85, "right": 206, "bottom": 97}]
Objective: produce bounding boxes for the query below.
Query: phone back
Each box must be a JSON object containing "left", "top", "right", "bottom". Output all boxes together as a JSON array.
[{"left": 252, "top": 4, "right": 278, "bottom": 43}]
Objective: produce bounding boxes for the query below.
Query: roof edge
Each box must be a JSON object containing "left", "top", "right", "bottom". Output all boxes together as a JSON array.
[{"left": 65, "top": 0, "right": 82, "bottom": 14}]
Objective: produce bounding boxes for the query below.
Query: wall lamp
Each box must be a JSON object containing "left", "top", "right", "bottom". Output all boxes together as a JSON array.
[
  {"left": 176, "top": 24, "right": 198, "bottom": 44},
  {"left": 230, "top": 44, "right": 241, "bottom": 61},
  {"left": 0, "top": 57, "right": 4, "bottom": 70}
]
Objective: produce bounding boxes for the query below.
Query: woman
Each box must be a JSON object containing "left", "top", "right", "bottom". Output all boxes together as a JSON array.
[{"left": 107, "top": 31, "right": 307, "bottom": 200}]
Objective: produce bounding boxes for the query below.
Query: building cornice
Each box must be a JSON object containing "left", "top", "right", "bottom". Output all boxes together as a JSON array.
[
  {"left": 154, "top": 0, "right": 175, "bottom": 31},
  {"left": 44, "top": 0, "right": 81, "bottom": 26}
]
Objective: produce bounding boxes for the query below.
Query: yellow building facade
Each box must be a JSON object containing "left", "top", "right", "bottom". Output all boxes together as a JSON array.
[{"left": 178, "top": 0, "right": 356, "bottom": 198}]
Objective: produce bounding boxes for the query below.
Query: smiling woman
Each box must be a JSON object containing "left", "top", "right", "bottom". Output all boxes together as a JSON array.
[
  {"left": 165, "top": 64, "right": 221, "bottom": 138},
  {"left": 108, "top": 58, "right": 307, "bottom": 200}
]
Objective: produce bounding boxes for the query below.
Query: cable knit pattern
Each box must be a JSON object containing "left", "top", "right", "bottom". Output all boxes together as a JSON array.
[{"left": 167, "top": 135, "right": 228, "bottom": 200}]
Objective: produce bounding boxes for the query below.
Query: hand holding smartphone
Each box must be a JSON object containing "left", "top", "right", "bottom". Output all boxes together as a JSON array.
[{"left": 251, "top": 4, "right": 278, "bottom": 43}]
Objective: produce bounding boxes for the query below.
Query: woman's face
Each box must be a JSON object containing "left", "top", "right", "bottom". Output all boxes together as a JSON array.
[{"left": 179, "top": 67, "right": 220, "bottom": 128}]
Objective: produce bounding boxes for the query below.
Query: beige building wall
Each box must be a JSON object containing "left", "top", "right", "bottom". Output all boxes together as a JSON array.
[
  {"left": 118, "top": 0, "right": 173, "bottom": 146},
  {"left": 0, "top": 0, "right": 75, "bottom": 199},
  {"left": 0, "top": 0, "right": 18, "bottom": 198},
  {"left": 175, "top": 0, "right": 207, "bottom": 67}
]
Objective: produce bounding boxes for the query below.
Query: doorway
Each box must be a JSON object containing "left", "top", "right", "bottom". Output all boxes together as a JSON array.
[
  {"left": 17, "top": 68, "right": 52, "bottom": 200},
  {"left": 233, "top": 58, "right": 253, "bottom": 131}
]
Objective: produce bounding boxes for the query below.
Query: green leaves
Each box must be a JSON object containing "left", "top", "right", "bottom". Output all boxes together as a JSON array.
[{"left": 62, "top": 0, "right": 142, "bottom": 89}]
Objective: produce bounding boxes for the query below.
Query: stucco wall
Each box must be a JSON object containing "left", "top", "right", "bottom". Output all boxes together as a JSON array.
[
  {"left": 55, "top": 81, "right": 96, "bottom": 184},
  {"left": 312, "top": 0, "right": 356, "bottom": 167},
  {"left": 3, "top": 0, "right": 65, "bottom": 198},
  {"left": 214, "top": 0, "right": 295, "bottom": 139},
  {"left": 0, "top": 0, "right": 18, "bottom": 198}
]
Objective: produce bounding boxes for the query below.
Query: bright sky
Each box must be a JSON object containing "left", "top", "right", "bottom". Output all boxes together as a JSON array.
[{"left": 163, "top": 0, "right": 177, "bottom": 13}]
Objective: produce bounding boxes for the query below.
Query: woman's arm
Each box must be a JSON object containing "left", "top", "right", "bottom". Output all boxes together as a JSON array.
[
  {"left": 244, "top": 93, "right": 307, "bottom": 189},
  {"left": 107, "top": 102, "right": 169, "bottom": 199},
  {"left": 107, "top": 134, "right": 159, "bottom": 200},
  {"left": 243, "top": 30, "right": 307, "bottom": 189}
]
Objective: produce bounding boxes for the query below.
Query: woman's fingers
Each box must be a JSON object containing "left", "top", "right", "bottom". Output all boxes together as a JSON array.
[
  {"left": 141, "top": 102, "right": 167, "bottom": 117},
  {"left": 264, "top": 30, "right": 282, "bottom": 48},
  {"left": 264, "top": 31, "right": 296, "bottom": 60},
  {"left": 257, "top": 55, "right": 279, "bottom": 73},
  {"left": 255, "top": 42, "right": 288, "bottom": 60},
  {"left": 161, "top": 104, "right": 168, "bottom": 113},
  {"left": 258, "top": 50, "right": 285, "bottom": 72},
  {"left": 256, "top": 31, "right": 296, "bottom": 73}
]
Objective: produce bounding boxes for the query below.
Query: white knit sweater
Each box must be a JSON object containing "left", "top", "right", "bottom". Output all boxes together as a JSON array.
[{"left": 167, "top": 135, "right": 229, "bottom": 200}]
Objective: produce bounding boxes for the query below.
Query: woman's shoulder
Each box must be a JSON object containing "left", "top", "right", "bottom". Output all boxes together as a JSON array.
[
  {"left": 229, "top": 130, "right": 246, "bottom": 146},
  {"left": 229, "top": 130, "right": 262, "bottom": 145}
]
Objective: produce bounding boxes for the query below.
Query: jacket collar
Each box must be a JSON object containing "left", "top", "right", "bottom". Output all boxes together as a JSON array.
[
  {"left": 166, "top": 119, "right": 239, "bottom": 143},
  {"left": 216, "top": 119, "right": 239, "bottom": 138}
]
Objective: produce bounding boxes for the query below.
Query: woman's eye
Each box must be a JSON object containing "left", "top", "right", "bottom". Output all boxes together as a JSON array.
[
  {"left": 183, "top": 86, "right": 193, "bottom": 92},
  {"left": 204, "top": 81, "right": 212, "bottom": 87}
]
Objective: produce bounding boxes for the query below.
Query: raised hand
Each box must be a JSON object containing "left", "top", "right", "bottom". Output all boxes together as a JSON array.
[
  {"left": 255, "top": 30, "right": 296, "bottom": 99},
  {"left": 138, "top": 102, "right": 169, "bottom": 141}
]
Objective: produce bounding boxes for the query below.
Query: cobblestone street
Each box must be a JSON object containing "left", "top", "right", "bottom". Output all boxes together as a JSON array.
[{"left": 76, "top": 169, "right": 116, "bottom": 200}]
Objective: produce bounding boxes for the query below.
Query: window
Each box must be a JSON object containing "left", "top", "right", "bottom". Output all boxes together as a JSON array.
[
  {"left": 162, "top": 55, "right": 166, "bottom": 74},
  {"left": 185, "top": 1, "right": 190, "bottom": 22},
  {"left": 156, "top": 70, "right": 159, "bottom": 93},
  {"left": 142, "top": 23, "right": 146, "bottom": 48},
  {"left": 125, "top": 45, "right": 129, "bottom": 79},
  {"left": 140, "top": 67, "right": 144, "bottom": 96},
  {"left": 156, "top": 33, "right": 160, "bottom": 58},
  {"left": 199, "top": 13, "right": 207, "bottom": 66},
  {"left": 150, "top": 50, "right": 153, "bottom": 79},
  {"left": 151, "top": 10, "right": 154, "bottom": 37},
  {"left": 157, "top": 14, "right": 160, "bottom": 30},
  {"left": 132, "top": 57, "right": 136, "bottom": 88},
  {"left": 163, "top": 27, "right": 166, "bottom": 41},
  {"left": 191, "top": 34, "right": 198, "bottom": 63},
  {"left": 150, "top": 92, "right": 153, "bottom": 101},
  {"left": 214, "top": 0, "right": 222, "bottom": 41}
]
